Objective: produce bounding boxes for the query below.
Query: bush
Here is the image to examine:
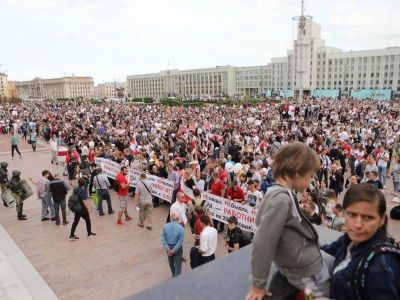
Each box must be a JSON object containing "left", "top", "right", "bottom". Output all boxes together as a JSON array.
[{"left": 161, "top": 99, "right": 181, "bottom": 106}]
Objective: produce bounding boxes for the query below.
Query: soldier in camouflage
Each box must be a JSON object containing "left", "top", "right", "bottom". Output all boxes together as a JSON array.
[
  {"left": 0, "top": 161, "right": 10, "bottom": 207},
  {"left": 10, "top": 170, "right": 27, "bottom": 220}
]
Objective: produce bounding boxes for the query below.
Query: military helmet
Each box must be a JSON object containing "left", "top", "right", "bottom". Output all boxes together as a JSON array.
[
  {"left": 12, "top": 170, "right": 21, "bottom": 177},
  {"left": 0, "top": 161, "right": 8, "bottom": 168}
]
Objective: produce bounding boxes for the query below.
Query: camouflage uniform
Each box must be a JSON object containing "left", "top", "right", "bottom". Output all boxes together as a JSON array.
[
  {"left": 10, "top": 170, "right": 26, "bottom": 220},
  {"left": 0, "top": 162, "right": 10, "bottom": 207}
]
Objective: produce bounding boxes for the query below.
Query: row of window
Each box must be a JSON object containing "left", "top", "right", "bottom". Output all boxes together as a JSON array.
[{"left": 327, "top": 55, "right": 398, "bottom": 65}]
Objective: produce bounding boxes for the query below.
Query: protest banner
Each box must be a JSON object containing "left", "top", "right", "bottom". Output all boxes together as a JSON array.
[
  {"left": 95, "top": 158, "right": 120, "bottom": 179},
  {"left": 202, "top": 192, "right": 257, "bottom": 233},
  {"left": 95, "top": 158, "right": 257, "bottom": 231},
  {"left": 95, "top": 158, "right": 173, "bottom": 202}
]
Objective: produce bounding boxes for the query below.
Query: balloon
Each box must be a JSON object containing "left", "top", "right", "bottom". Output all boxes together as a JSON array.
[
  {"left": 233, "top": 163, "right": 242, "bottom": 174},
  {"left": 247, "top": 117, "right": 255, "bottom": 125},
  {"left": 225, "top": 162, "right": 234, "bottom": 173}
]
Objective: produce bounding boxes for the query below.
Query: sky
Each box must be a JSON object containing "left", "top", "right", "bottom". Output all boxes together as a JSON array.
[{"left": 1, "top": 0, "right": 399, "bottom": 84}]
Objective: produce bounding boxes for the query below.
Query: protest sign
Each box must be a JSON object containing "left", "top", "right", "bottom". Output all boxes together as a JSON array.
[
  {"left": 202, "top": 192, "right": 257, "bottom": 233},
  {"left": 95, "top": 158, "right": 173, "bottom": 202},
  {"left": 95, "top": 158, "right": 257, "bottom": 231}
]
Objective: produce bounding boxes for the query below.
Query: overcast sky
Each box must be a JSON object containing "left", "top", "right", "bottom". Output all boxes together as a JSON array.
[{"left": 1, "top": 0, "right": 399, "bottom": 84}]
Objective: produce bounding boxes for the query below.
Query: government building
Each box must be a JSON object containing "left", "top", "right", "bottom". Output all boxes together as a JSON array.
[
  {"left": 94, "top": 81, "right": 127, "bottom": 99},
  {"left": 15, "top": 76, "right": 94, "bottom": 100},
  {"left": 0, "top": 73, "right": 8, "bottom": 99},
  {"left": 127, "top": 16, "right": 400, "bottom": 100}
]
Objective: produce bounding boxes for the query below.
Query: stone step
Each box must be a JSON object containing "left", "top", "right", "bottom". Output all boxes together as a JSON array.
[{"left": 0, "top": 225, "right": 58, "bottom": 300}]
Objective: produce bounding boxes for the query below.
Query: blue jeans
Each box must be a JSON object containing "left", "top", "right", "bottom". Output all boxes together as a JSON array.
[
  {"left": 41, "top": 195, "right": 55, "bottom": 219},
  {"left": 167, "top": 245, "right": 183, "bottom": 277},
  {"left": 394, "top": 181, "right": 400, "bottom": 193},
  {"left": 97, "top": 190, "right": 113, "bottom": 215},
  {"left": 378, "top": 166, "right": 387, "bottom": 186}
]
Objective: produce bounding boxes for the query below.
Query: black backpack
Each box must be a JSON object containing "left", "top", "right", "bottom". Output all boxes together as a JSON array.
[
  {"left": 68, "top": 188, "right": 83, "bottom": 213},
  {"left": 355, "top": 163, "right": 363, "bottom": 178},
  {"left": 390, "top": 205, "right": 400, "bottom": 220},
  {"left": 112, "top": 180, "right": 119, "bottom": 192},
  {"left": 9, "top": 178, "right": 20, "bottom": 193},
  {"left": 0, "top": 169, "right": 7, "bottom": 183},
  {"left": 240, "top": 232, "right": 252, "bottom": 247},
  {"left": 354, "top": 242, "right": 400, "bottom": 300}
]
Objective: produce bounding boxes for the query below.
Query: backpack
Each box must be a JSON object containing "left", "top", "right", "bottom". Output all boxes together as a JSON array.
[
  {"left": 354, "top": 242, "right": 400, "bottom": 300},
  {"left": 0, "top": 168, "right": 7, "bottom": 183},
  {"left": 188, "top": 199, "right": 208, "bottom": 230},
  {"left": 355, "top": 163, "right": 363, "bottom": 178},
  {"left": 112, "top": 179, "right": 119, "bottom": 192},
  {"left": 240, "top": 232, "right": 252, "bottom": 247},
  {"left": 230, "top": 228, "right": 252, "bottom": 248},
  {"left": 68, "top": 188, "right": 83, "bottom": 213},
  {"left": 190, "top": 198, "right": 207, "bottom": 213},
  {"left": 390, "top": 205, "right": 400, "bottom": 220},
  {"left": 10, "top": 178, "right": 20, "bottom": 193}
]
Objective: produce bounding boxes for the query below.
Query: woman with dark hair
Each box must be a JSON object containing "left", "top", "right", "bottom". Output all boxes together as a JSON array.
[
  {"left": 69, "top": 178, "right": 96, "bottom": 241},
  {"left": 321, "top": 183, "right": 400, "bottom": 299}
]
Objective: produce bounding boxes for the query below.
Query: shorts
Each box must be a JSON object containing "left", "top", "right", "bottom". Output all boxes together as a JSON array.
[{"left": 119, "top": 196, "right": 129, "bottom": 211}]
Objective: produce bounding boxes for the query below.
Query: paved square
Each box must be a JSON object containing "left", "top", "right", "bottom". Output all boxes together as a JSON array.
[{"left": 0, "top": 135, "right": 399, "bottom": 299}]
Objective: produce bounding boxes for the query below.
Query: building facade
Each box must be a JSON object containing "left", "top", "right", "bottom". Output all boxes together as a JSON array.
[
  {"left": 16, "top": 76, "right": 94, "bottom": 100},
  {"left": 0, "top": 73, "right": 8, "bottom": 99},
  {"left": 127, "top": 17, "right": 400, "bottom": 99},
  {"left": 94, "top": 82, "right": 127, "bottom": 99},
  {"left": 6, "top": 81, "right": 17, "bottom": 98},
  {"left": 127, "top": 66, "right": 237, "bottom": 99}
]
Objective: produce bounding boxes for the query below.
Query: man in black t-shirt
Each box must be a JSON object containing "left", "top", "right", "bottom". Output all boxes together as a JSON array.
[{"left": 226, "top": 216, "right": 250, "bottom": 253}]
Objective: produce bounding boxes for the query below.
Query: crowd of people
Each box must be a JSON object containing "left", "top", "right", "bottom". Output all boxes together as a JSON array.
[{"left": 1, "top": 97, "right": 400, "bottom": 299}]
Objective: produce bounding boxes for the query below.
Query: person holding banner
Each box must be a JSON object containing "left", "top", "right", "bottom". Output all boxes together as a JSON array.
[
  {"left": 116, "top": 166, "right": 133, "bottom": 225},
  {"left": 209, "top": 172, "right": 226, "bottom": 233},
  {"left": 246, "top": 142, "right": 331, "bottom": 300}
]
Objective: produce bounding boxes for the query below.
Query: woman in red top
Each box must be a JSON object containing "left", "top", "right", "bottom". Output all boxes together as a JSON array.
[
  {"left": 226, "top": 182, "right": 246, "bottom": 204},
  {"left": 210, "top": 172, "right": 226, "bottom": 197},
  {"left": 209, "top": 172, "right": 226, "bottom": 232}
]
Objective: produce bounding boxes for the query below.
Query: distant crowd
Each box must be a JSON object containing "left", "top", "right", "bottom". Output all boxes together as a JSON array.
[{"left": 1, "top": 98, "right": 400, "bottom": 299}]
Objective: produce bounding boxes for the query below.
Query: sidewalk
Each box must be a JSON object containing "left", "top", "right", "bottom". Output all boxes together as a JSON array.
[{"left": 0, "top": 225, "right": 57, "bottom": 300}]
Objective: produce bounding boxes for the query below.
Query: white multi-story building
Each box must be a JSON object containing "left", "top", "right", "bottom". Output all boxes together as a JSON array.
[
  {"left": 127, "top": 12, "right": 400, "bottom": 100},
  {"left": 16, "top": 76, "right": 94, "bottom": 100},
  {"left": 94, "top": 82, "right": 127, "bottom": 99},
  {"left": 127, "top": 66, "right": 236, "bottom": 99},
  {"left": 0, "top": 73, "right": 8, "bottom": 99}
]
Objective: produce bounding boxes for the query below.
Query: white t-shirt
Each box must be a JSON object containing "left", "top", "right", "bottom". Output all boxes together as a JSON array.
[
  {"left": 199, "top": 226, "right": 218, "bottom": 257},
  {"left": 339, "top": 131, "right": 349, "bottom": 142},
  {"left": 50, "top": 140, "right": 58, "bottom": 151},
  {"left": 170, "top": 201, "right": 188, "bottom": 225},
  {"left": 377, "top": 151, "right": 389, "bottom": 168}
]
